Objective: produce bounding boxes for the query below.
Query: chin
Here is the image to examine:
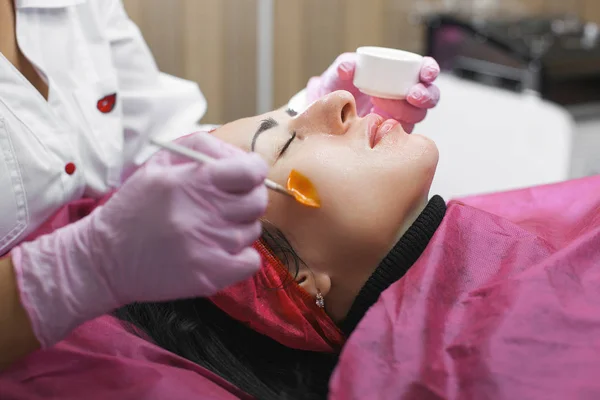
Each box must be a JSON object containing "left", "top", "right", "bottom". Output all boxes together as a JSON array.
[
  {"left": 411, "top": 132, "right": 437, "bottom": 150},
  {"left": 412, "top": 134, "right": 439, "bottom": 176}
]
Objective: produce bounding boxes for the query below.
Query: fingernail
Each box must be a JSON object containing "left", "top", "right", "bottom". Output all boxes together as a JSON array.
[
  {"left": 339, "top": 62, "right": 353, "bottom": 73},
  {"left": 411, "top": 88, "right": 425, "bottom": 100},
  {"left": 379, "top": 121, "right": 396, "bottom": 135},
  {"left": 423, "top": 67, "right": 436, "bottom": 81}
]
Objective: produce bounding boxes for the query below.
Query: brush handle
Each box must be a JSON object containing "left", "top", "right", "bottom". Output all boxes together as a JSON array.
[
  {"left": 150, "top": 138, "right": 294, "bottom": 198},
  {"left": 264, "top": 179, "right": 295, "bottom": 198},
  {"left": 150, "top": 138, "right": 214, "bottom": 164}
]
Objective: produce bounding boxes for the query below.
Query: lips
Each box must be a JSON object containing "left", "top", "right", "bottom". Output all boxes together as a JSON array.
[{"left": 367, "top": 113, "right": 399, "bottom": 148}]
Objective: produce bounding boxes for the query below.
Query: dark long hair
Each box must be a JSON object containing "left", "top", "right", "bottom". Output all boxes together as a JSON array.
[{"left": 114, "top": 226, "right": 341, "bottom": 399}]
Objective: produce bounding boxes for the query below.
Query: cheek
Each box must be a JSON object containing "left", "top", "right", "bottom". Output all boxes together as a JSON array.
[
  {"left": 264, "top": 135, "right": 438, "bottom": 275},
  {"left": 303, "top": 138, "right": 436, "bottom": 215},
  {"left": 266, "top": 146, "right": 398, "bottom": 256}
]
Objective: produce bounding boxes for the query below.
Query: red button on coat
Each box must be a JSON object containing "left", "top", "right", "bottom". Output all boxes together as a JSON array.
[{"left": 64, "top": 162, "right": 76, "bottom": 175}]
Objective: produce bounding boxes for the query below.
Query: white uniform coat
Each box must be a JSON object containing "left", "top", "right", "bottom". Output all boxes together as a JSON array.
[{"left": 0, "top": 0, "right": 208, "bottom": 254}]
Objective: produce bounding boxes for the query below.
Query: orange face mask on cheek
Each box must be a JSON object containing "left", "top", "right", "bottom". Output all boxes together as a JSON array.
[
  {"left": 209, "top": 241, "right": 345, "bottom": 352},
  {"left": 287, "top": 169, "right": 321, "bottom": 208}
]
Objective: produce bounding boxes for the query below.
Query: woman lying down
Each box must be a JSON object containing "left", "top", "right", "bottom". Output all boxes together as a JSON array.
[{"left": 3, "top": 91, "right": 600, "bottom": 400}]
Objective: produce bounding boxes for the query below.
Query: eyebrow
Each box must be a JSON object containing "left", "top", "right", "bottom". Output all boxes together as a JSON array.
[
  {"left": 250, "top": 108, "right": 297, "bottom": 152},
  {"left": 251, "top": 117, "right": 278, "bottom": 151}
]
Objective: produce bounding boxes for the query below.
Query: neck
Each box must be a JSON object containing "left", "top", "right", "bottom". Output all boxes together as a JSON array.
[
  {"left": 0, "top": 1, "right": 49, "bottom": 101},
  {"left": 0, "top": 1, "right": 17, "bottom": 61},
  {"left": 394, "top": 195, "right": 430, "bottom": 244},
  {"left": 341, "top": 195, "right": 447, "bottom": 334}
]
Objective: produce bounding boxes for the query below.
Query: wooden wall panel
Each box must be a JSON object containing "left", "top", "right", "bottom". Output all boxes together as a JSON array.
[
  {"left": 303, "top": 0, "right": 345, "bottom": 79},
  {"left": 273, "top": 0, "right": 305, "bottom": 108},
  {"left": 342, "top": 0, "right": 386, "bottom": 52},
  {"left": 273, "top": 0, "right": 407, "bottom": 108},
  {"left": 122, "top": 0, "right": 252, "bottom": 124},
  {"left": 383, "top": 0, "right": 424, "bottom": 54},
  {"left": 122, "top": 0, "right": 185, "bottom": 77},
  {"left": 518, "top": 0, "right": 547, "bottom": 14},
  {"left": 143, "top": 0, "right": 184, "bottom": 77},
  {"left": 180, "top": 0, "right": 225, "bottom": 124},
  {"left": 582, "top": 0, "right": 600, "bottom": 22},
  {"left": 223, "top": 0, "right": 258, "bottom": 120},
  {"left": 121, "top": 0, "right": 142, "bottom": 24},
  {"left": 122, "top": 0, "right": 600, "bottom": 125}
]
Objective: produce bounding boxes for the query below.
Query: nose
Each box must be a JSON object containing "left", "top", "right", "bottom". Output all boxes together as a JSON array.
[{"left": 289, "top": 90, "right": 357, "bottom": 136}]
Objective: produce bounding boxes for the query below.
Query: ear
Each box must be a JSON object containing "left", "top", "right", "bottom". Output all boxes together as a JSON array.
[{"left": 295, "top": 264, "right": 332, "bottom": 298}]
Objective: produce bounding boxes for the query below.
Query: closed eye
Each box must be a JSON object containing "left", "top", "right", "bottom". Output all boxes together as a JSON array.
[{"left": 277, "top": 131, "right": 296, "bottom": 159}]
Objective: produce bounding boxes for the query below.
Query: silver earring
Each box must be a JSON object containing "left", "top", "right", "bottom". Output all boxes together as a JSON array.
[{"left": 315, "top": 290, "right": 325, "bottom": 308}]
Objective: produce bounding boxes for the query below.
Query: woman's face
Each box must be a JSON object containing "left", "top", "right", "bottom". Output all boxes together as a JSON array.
[{"left": 212, "top": 91, "right": 438, "bottom": 320}]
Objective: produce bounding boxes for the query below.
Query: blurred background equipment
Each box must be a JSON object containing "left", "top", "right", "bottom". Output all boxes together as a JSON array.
[
  {"left": 122, "top": 0, "right": 600, "bottom": 198},
  {"left": 424, "top": 13, "right": 600, "bottom": 106},
  {"left": 420, "top": 2, "right": 600, "bottom": 197}
]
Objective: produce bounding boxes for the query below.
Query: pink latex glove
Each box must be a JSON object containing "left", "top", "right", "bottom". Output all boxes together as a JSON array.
[
  {"left": 11, "top": 132, "right": 269, "bottom": 347},
  {"left": 306, "top": 52, "right": 441, "bottom": 133}
]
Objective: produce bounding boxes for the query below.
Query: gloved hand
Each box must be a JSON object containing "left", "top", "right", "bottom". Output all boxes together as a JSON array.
[
  {"left": 306, "top": 52, "right": 441, "bottom": 133},
  {"left": 11, "top": 132, "right": 269, "bottom": 347}
]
